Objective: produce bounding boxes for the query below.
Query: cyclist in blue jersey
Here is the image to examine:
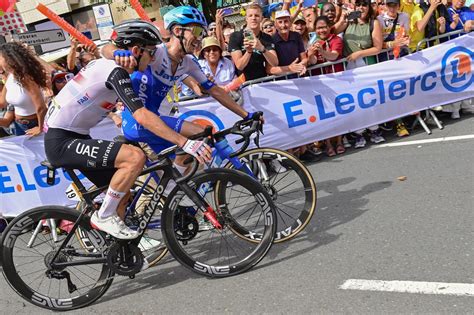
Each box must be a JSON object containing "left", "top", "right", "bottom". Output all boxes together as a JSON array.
[{"left": 102, "top": 6, "right": 260, "bottom": 171}]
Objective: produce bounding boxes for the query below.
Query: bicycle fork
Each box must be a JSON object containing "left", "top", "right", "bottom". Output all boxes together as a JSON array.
[{"left": 177, "top": 180, "right": 223, "bottom": 230}]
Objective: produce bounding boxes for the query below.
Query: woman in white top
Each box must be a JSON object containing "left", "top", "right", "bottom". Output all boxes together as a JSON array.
[
  {"left": 0, "top": 42, "right": 48, "bottom": 136},
  {"left": 198, "top": 36, "right": 235, "bottom": 87}
]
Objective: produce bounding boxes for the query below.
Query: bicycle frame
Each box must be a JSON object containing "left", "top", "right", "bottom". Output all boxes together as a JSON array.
[{"left": 47, "top": 155, "right": 213, "bottom": 270}]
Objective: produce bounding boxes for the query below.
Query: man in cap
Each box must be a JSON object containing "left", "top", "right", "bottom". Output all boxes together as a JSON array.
[{"left": 269, "top": 10, "right": 307, "bottom": 76}]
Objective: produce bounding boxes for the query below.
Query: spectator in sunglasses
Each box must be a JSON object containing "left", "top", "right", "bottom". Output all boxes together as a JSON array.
[
  {"left": 261, "top": 18, "right": 277, "bottom": 36},
  {"left": 208, "top": 22, "right": 217, "bottom": 37},
  {"left": 66, "top": 37, "right": 99, "bottom": 75},
  {"left": 51, "top": 71, "right": 74, "bottom": 96},
  {"left": 198, "top": 37, "right": 236, "bottom": 87}
]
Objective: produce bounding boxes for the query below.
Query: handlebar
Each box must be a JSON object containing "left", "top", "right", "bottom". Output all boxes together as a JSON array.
[
  {"left": 145, "top": 144, "right": 200, "bottom": 184},
  {"left": 187, "top": 111, "right": 264, "bottom": 157}
]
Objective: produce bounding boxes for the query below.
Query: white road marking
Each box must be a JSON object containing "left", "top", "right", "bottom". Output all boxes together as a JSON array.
[
  {"left": 375, "top": 135, "right": 474, "bottom": 148},
  {"left": 340, "top": 279, "right": 474, "bottom": 297}
]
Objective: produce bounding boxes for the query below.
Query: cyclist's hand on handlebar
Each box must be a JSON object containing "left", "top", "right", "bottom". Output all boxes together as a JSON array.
[
  {"left": 244, "top": 111, "right": 265, "bottom": 124},
  {"left": 182, "top": 139, "right": 212, "bottom": 164}
]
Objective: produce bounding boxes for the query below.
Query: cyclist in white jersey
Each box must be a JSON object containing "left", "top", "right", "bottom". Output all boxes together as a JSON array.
[
  {"left": 102, "top": 6, "right": 260, "bottom": 170},
  {"left": 44, "top": 20, "right": 212, "bottom": 240}
]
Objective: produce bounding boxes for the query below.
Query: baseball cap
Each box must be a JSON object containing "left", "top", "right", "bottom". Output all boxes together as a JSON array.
[
  {"left": 293, "top": 14, "right": 306, "bottom": 24},
  {"left": 275, "top": 10, "right": 291, "bottom": 19},
  {"left": 209, "top": 22, "right": 217, "bottom": 29},
  {"left": 385, "top": 0, "right": 400, "bottom": 4}
]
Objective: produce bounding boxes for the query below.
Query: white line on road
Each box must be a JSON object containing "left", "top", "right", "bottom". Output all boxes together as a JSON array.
[
  {"left": 340, "top": 279, "right": 474, "bottom": 297},
  {"left": 375, "top": 135, "right": 474, "bottom": 148}
]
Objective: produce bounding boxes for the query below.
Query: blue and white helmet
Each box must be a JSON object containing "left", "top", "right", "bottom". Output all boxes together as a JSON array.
[{"left": 163, "top": 6, "right": 208, "bottom": 30}]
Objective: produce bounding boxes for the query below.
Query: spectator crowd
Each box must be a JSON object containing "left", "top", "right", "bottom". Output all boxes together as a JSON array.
[{"left": 0, "top": 0, "right": 473, "bottom": 161}]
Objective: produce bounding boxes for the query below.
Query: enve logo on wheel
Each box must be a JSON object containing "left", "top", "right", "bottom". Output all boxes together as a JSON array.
[
  {"left": 178, "top": 110, "right": 225, "bottom": 132},
  {"left": 441, "top": 46, "right": 473, "bottom": 93}
]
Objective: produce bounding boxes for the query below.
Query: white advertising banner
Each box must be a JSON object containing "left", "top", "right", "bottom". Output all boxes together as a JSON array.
[
  {"left": 0, "top": 120, "right": 120, "bottom": 217},
  {"left": 1, "top": 34, "right": 473, "bottom": 216},
  {"left": 176, "top": 33, "right": 473, "bottom": 150}
]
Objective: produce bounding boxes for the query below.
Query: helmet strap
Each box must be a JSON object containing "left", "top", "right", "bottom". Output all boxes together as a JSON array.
[
  {"left": 175, "top": 27, "right": 192, "bottom": 55},
  {"left": 134, "top": 48, "right": 144, "bottom": 72}
]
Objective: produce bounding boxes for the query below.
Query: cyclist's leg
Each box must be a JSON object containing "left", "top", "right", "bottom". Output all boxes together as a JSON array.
[
  {"left": 45, "top": 129, "right": 143, "bottom": 239},
  {"left": 92, "top": 144, "right": 146, "bottom": 238}
]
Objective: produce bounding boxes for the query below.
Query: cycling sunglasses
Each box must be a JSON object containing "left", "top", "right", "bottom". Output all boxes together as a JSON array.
[
  {"left": 181, "top": 26, "right": 205, "bottom": 39},
  {"left": 141, "top": 46, "right": 158, "bottom": 57}
]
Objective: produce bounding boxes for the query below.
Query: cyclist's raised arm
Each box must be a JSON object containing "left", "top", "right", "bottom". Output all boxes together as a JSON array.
[
  {"left": 208, "top": 85, "right": 248, "bottom": 119},
  {"left": 101, "top": 43, "right": 137, "bottom": 69},
  {"left": 105, "top": 67, "right": 211, "bottom": 162}
]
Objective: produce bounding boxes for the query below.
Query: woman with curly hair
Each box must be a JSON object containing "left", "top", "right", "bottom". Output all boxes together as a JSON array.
[{"left": 0, "top": 42, "right": 48, "bottom": 136}]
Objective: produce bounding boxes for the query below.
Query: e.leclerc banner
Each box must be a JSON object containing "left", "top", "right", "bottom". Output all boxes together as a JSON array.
[
  {"left": 1, "top": 33, "right": 472, "bottom": 216},
  {"left": 176, "top": 33, "right": 473, "bottom": 150}
]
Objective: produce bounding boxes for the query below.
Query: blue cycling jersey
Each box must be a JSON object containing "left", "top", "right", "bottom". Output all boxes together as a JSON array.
[{"left": 122, "top": 44, "right": 215, "bottom": 153}]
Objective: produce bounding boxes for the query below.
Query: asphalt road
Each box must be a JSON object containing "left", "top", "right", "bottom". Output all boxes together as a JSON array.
[{"left": 1, "top": 113, "right": 473, "bottom": 314}]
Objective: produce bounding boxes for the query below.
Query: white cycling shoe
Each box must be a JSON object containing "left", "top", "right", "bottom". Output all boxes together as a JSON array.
[{"left": 90, "top": 213, "right": 139, "bottom": 240}]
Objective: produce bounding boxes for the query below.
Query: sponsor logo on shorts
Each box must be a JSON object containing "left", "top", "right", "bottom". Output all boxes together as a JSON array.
[
  {"left": 75, "top": 143, "right": 99, "bottom": 158},
  {"left": 102, "top": 142, "right": 115, "bottom": 167}
]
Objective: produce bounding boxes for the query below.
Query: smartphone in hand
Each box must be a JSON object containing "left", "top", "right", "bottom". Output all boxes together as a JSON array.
[
  {"left": 222, "top": 8, "right": 233, "bottom": 15},
  {"left": 308, "top": 32, "right": 319, "bottom": 45},
  {"left": 244, "top": 29, "right": 254, "bottom": 41},
  {"left": 347, "top": 11, "right": 362, "bottom": 21}
]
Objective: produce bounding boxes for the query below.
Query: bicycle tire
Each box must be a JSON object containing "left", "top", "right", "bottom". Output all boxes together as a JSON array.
[
  {"left": 74, "top": 181, "right": 168, "bottom": 267},
  {"left": 1, "top": 206, "right": 113, "bottom": 311},
  {"left": 161, "top": 168, "right": 276, "bottom": 278},
  {"left": 223, "top": 147, "right": 317, "bottom": 243}
]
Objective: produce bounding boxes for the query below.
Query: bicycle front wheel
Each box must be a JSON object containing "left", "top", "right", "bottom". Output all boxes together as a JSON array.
[
  {"left": 1, "top": 206, "right": 113, "bottom": 311},
  {"left": 224, "top": 147, "right": 317, "bottom": 243},
  {"left": 161, "top": 169, "right": 276, "bottom": 278}
]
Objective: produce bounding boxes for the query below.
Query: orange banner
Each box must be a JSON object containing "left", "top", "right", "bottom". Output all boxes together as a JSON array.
[
  {"left": 36, "top": 3, "right": 96, "bottom": 47},
  {"left": 130, "top": 0, "right": 152, "bottom": 22}
]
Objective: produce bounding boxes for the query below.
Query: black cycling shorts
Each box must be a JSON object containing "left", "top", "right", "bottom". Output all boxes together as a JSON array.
[{"left": 44, "top": 128, "right": 122, "bottom": 187}]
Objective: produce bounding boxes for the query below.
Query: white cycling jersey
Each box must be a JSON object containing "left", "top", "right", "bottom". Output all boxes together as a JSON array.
[
  {"left": 45, "top": 59, "right": 122, "bottom": 135},
  {"left": 141, "top": 43, "right": 214, "bottom": 105}
]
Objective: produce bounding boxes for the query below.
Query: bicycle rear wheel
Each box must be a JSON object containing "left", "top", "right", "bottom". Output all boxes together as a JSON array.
[
  {"left": 161, "top": 169, "right": 276, "bottom": 278},
  {"left": 1, "top": 206, "right": 113, "bottom": 311},
  {"left": 224, "top": 148, "right": 317, "bottom": 243}
]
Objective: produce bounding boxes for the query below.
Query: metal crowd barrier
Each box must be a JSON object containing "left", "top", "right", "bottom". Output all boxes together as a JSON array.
[{"left": 412, "top": 29, "right": 470, "bottom": 133}]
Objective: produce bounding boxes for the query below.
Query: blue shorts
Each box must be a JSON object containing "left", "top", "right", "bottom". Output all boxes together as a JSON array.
[{"left": 122, "top": 113, "right": 184, "bottom": 154}]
